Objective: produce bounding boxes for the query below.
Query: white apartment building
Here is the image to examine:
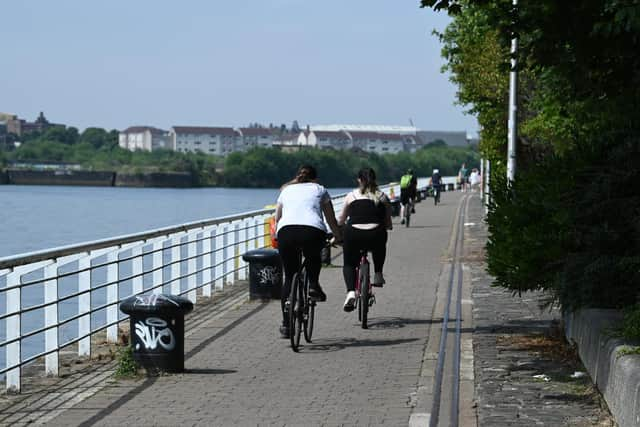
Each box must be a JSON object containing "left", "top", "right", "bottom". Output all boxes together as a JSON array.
[
  {"left": 170, "top": 126, "right": 240, "bottom": 156},
  {"left": 305, "top": 130, "right": 352, "bottom": 150},
  {"left": 238, "top": 128, "right": 275, "bottom": 150},
  {"left": 119, "top": 126, "right": 171, "bottom": 151},
  {"left": 348, "top": 131, "right": 408, "bottom": 154}
]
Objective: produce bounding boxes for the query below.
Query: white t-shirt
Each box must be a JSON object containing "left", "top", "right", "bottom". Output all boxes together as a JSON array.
[
  {"left": 469, "top": 171, "right": 480, "bottom": 185},
  {"left": 276, "top": 182, "right": 330, "bottom": 233}
]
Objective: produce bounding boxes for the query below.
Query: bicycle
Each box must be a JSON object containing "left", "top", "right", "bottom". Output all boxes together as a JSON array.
[
  {"left": 288, "top": 236, "right": 332, "bottom": 352},
  {"left": 433, "top": 184, "right": 441, "bottom": 206},
  {"left": 403, "top": 199, "right": 412, "bottom": 227},
  {"left": 353, "top": 249, "right": 375, "bottom": 329}
]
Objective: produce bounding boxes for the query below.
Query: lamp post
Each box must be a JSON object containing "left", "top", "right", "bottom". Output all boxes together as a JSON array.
[{"left": 507, "top": 0, "right": 518, "bottom": 182}]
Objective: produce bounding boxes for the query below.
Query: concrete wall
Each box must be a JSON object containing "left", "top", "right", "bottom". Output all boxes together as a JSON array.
[
  {"left": 114, "top": 172, "right": 195, "bottom": 188},
  {"left": 565, "top": 309, "right": 640, "bottom": 427},
  {"left": 7, "top": 169, "right": 115, "bottom": 186}
]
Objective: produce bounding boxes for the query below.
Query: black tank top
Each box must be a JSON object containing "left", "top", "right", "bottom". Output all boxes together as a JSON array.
[{"left": 347, "top": 199, "right": 385, "bottom": 225}]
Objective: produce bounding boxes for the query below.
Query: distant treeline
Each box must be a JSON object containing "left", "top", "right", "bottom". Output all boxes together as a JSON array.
[{"left": 0, "top": 127, "right": 479, "bottom": 187}]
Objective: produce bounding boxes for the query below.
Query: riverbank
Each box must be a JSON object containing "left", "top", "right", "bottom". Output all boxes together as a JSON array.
[{"left": 1, "top": 169, "right": 195, "bottom": 188}]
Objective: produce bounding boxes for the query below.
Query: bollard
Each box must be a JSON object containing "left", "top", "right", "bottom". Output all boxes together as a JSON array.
[
  {"left": 242, "top": 248, "right": 282, "bottom": 300},
  {"left": 119, "top": 294, "right": 193, "bottom": 373}
]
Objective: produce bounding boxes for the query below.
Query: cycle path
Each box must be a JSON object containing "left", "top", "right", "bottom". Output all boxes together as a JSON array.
[{"left": 47, "top": 194, "right": 462, "bottom": 426}]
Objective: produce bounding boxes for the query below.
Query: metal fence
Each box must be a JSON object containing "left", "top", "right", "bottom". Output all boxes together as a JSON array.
[{"left": 0, "top": 180, "right": 419, "bottom": 393}]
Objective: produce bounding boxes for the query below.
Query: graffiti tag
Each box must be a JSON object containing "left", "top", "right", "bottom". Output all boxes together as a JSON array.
[
  {"left": 134, "top": 317, "right": 175, "bottom": 351},
  {"left": 258, "top": 266, "right": 280, "bottom": 285}
]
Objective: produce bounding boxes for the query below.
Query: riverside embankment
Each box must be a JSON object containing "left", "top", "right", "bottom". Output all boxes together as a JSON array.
[{"left": 1, "top": 169, "right": 195, "bottom": 188}]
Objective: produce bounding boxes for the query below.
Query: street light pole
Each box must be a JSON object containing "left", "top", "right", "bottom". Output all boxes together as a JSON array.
[{"left": 507, "top": 0, "right": 518, "bottom": 182}]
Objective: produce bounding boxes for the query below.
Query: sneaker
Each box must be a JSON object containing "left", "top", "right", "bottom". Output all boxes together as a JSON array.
[
  {"left": 372, "top": 272, "right": 385, "bottom": 287},
  {"left": 279, "top": 324, "right": 290, "bottom": 339},
  {"left": 343, "top": 291, "right": 356, "bottom": 312},
  {"left": 309, "top": 283, "right": 327, "bottom": 302}
]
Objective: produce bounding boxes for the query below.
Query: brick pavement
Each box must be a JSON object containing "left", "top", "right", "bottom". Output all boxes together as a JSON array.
[
  {"left": 47, "top": 192, "right": 460, "bottom": 426},
  {"left": 464, "top": 196, "right": 614, "bottom": 426}
]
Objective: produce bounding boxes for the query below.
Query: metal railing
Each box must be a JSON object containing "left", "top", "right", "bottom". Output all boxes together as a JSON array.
[{"left": 0, "top": 180, "right": 420, "bottom": 393}]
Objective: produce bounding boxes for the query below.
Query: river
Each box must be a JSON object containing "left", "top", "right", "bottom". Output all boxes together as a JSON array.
[{"left": 0, "top": 185, "right": 351, "bottom": 258}]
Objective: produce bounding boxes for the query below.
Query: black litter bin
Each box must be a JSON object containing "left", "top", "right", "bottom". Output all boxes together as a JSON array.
[
  {"left": 242, "top": 249, "right": 282, "bottom": 300},
  {"left": 390, "top": 198, "right": 401, "bottom": 217},
  {"left": 120, "top": 294, "right": 193, "bottom": 373}
]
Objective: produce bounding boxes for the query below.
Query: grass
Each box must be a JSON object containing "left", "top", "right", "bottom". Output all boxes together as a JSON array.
[{"left": 114, "top": 345, "right": 140, "bottom": 378}]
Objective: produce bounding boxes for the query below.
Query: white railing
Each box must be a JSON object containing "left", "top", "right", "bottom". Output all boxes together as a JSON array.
[
  {"left": 0, "top": 180, "right": 427, "bottom": 393},
  {"left": 0, "top": 208, "right": 275, "bottom": 392}
]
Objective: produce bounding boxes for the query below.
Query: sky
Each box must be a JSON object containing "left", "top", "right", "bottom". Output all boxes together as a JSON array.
[{"left": 1, "top": 0, "right": 479, "bottom": 136}]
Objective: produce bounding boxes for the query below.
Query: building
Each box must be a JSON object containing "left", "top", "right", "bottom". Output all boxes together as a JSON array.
[
  {"left": 237, "top": 128, "right": 275, "bottom": 150},
  {"left": 2, "top": 111, "right": 65, "bottom": 136},
  {"left": 118, "top": 126, "right": 171, "bottom": 151},
  {"left": 170, "top": 126, "right": 240, "bottom": 156},
  {"left": 348, "top": 131, "right": 408, "bottom": 154},
  {"left": 304, "top": 130, "right": 352, "bottom": 150},
  {"left": 415, "top": 130, "right": 469, "bottom": 147}
]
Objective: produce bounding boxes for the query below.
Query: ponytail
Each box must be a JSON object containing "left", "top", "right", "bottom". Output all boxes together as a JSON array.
[{"left": 357, "top": 167, "right": 382, "bottom": 203}]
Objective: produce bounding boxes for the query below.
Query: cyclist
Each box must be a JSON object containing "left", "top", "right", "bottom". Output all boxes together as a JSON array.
[
  {"left": 337, "top": 167, "right": 392, "bottom": 311},
  {"left": 400, "top": 168, "right": 417, "bottom": 224},
  {"left": 430, "top": 168, "right": 442, "bottom": 202},
  {"left": 275, "top": 165, "right": 342, "bottom": 338}
]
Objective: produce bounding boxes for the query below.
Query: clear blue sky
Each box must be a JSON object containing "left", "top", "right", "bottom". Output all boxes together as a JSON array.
[{"left": 2, "top": 0, "right": 478, "bottom": 135}]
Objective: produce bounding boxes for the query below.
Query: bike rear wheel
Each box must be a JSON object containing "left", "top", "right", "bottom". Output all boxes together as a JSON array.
[
  {"left": 289, "top": 273, "right": 303, "bottom": 351},
  {"left": 405, "top": 206, "right": 411, "bottom": 227},
  {"left": 303, "top": 272, "right": 315, "bottom": 342},
  {"left": 359, "top": 262, "right": 369, "bottom": 329}
]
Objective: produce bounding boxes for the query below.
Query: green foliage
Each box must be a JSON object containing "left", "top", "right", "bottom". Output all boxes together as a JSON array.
[
  {"left": 619, "top": 305, "right": 640, "bottom": 342},
  {"left": 222, "top": 145, "right": 479, "bottom": 187},
  {"left": 114, "top": 345, "right": 139, "bottom": 378}
]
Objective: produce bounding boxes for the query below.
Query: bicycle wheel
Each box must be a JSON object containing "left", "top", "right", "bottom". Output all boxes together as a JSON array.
[
  {"left": 405, "top": 207, "right": 411, "bottom": 227},
  {"left": 359, "top": 262, "right": 369, "bottom": 329},
  {"left": 289, "top": 273, "right": 303, "bottom": 351},
  {"left": 434, "top": 189, "right": 438, "bottom": 206},
  {"left": 303, "top": 271, "right": 315, "bottom": 342}
]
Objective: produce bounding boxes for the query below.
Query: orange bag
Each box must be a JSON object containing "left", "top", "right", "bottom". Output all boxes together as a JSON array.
[{"left": 269, "top": 217, "right": 278, "bottom": 249}]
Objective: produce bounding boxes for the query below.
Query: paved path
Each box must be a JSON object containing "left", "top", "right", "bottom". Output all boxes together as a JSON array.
[
  {"left": 47, "top": 192, "right": 462, "bottom": 426},
  {"left": 31, "top": 192, "right": 612, "bottom": 426}
]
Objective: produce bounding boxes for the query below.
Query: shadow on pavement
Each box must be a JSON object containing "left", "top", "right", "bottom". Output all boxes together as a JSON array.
[
  {"left": 184, "top": 368, "right": 237, "bottom": 375},
  {"left": 366, "top": 316, "right": 442, "bottom": 329},
  {"left": 303, "top": 337, "right": 419, "bottom": 352}
]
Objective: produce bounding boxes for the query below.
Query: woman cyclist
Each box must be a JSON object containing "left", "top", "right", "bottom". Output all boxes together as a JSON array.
[
  {"left": 275, "top": 165, "right": 342, "bottom": 338},
  {"left": 337, "top": 167, "right": 392, "bottom": 311}
]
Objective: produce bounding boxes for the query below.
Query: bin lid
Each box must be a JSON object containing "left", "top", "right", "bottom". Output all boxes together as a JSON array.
[
  {"left": 120, "top": 294, "right": 194, "bottom": 315},
  {"left": 242, "top": 248, "right": 280, "bottom": 262}
]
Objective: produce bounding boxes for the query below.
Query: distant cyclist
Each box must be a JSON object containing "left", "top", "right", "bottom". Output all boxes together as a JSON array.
[
  {"left": 400, "top": 168, "right": 417, "bottom": 224},
  {"left": 337, "top": 167, "right": 392, "bottom": 311},
  {"left": 275, "top": 165, "right": 342, "bottom": 338},
  {"left": 430, "top": 168, "right": 442, "bottom": 203}
]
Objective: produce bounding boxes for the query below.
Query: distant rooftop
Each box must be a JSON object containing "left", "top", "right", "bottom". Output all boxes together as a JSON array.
[{"left": 311, "top": 124, "right": 418, "bottom": 135}]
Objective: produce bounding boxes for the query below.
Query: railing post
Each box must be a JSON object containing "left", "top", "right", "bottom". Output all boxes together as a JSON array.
[
  {"left": 215, "top": 225, "right": 224, "bottom": 291},
  {"left": 78, "top": 253, "right": 91, "bottom": 358},
  {"left": 132, "top": 246, "right": 143, "bottom": 296},
  {"left": 226, "top": 222, "right": 236, "bottom": 285},
  {"left": 171, "top": 233, "right": 182, "bottom": 296},
  {"left": 259, "top": 215, "right": 267, "bottom": 249},
  {"left": 152, "top": 238, "right": 164, "bottom": 295},
  {"left": 238, "top": 220, "right": 247, "bottom": 281},
  {"left": 202, "top": 229, "right": 213, "bottom": 297},
  {"left": 106, "top": 250, "right": 119, "bottom": 343},
  {"left": 247, "top": 218, "right": 256, "bottom": 252},
  {"left": 44, "top": 262, "right": 59, "bottom": 376},
  {"left": 6, "top": 269, "right": 22, "bottom": 392},
  {"left": 187, "top": 231, "right": 197, "bottom": 303}
]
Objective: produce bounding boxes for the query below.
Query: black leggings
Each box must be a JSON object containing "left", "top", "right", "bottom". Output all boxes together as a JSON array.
[
  {"left": 342, "top": 225, "right": 387, "bottom": 292},
  {"left": 277, "top": 225, "right": 326, "bottom": 324}
]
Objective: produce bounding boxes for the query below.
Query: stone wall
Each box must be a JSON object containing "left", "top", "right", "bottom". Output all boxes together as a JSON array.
[
  {"left": 114, "top": 172, "right": 195, "bottom": 188},
  {"left": 7, "top": 170, "right": 115, "bottom": 186}
]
